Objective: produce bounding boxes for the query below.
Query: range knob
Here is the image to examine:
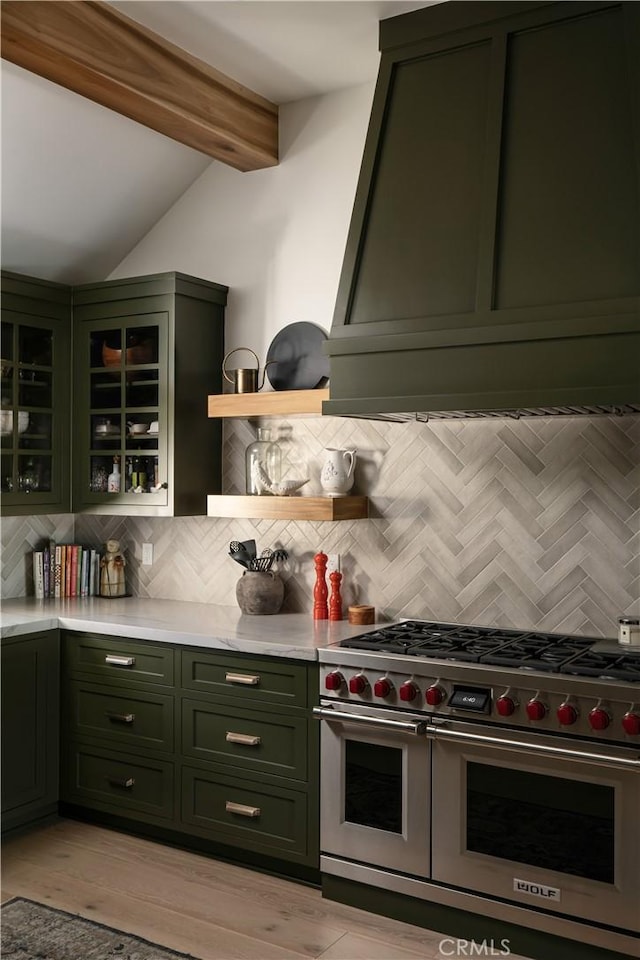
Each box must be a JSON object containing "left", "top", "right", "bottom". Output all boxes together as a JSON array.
[
  {"left": 399, "top": 680, "right": 418, "bottom": 702},
  {"left": 425, "top": 684, "right": 444, "bottom": 707},
  {"left": 325, "top": 671, "right": 344, "bottom": 691},
  {"left": 374, "top": 677, "right": 393, "bottom": 699},
  {"left": 588, "top": 707, "right": 610, "bottom": 731},
  {"left": 557, "top": 702, "right": 578, "bottom": 726},
  {"left": 349, "top": 674, "right": 368, "bottom": 695},
  {"left": 622, "top": 712, "right": 640, "bottom": 736},
  {"left": 496, "top": 695, "right": 516, "bottom": 717},
  {"left": 526, "top": 698, "right": 546, "bottom": 721}
]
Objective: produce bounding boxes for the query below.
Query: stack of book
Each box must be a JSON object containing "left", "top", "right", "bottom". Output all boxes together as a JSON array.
[{"left": 32, "top": 542, "right": 101, "bottom": 599}]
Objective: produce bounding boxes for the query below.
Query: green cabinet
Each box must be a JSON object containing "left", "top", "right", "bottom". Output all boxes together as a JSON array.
[
  {"left": 325, "top": 1, "right": 640, "bottom": 417},
  {"left": 61, "top": 633, "right": 319, "bottom": 874},
  {"left": 179, "top": 648, "right": 318, "bottom": 867},
  {"left": 1, "top": 271, "right": 71, "bottom": 514},
  {"left": 1, "top": 631, "right": 60, "bottom": 833},
  {"left": 72, "top": 272, "right": 227, "bottom": 516},
  {"left": 61, "top": 633, "right": 177, "bottom": 829}
]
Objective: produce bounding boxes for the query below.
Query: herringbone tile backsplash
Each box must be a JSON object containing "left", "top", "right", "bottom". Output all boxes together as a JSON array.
[{"left": 3, "top": 415, "right": 639, "bottom": 638}]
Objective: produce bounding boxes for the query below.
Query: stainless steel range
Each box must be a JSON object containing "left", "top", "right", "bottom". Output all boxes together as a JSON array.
[{"left": 315, "top": 620, "right": 640, "bottom": 956}]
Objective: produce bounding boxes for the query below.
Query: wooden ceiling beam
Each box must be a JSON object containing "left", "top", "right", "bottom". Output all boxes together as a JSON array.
[{"left": 0, "top": 0, "right": 278, "bottom": 172}]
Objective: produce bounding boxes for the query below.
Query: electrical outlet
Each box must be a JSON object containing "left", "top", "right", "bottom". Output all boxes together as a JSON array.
[
  {"left": 326, "top": 554, "right": 341, "bottom": 574},
  {"left": 142, "top": 542, "right": 154, "bottom": 566}
]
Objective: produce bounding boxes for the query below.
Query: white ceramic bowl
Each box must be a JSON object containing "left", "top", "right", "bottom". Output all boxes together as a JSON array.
[{"left": 129, "top": 422, "right": 149, "bottom": 435}]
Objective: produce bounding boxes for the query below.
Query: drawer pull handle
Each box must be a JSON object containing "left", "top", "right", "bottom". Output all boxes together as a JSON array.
[
  {"left": 106, "top": 712, "right": 135, "bottom": 724},
  {"left": 225, "top": 801, "right": 260, "bottom": 818},
  {"left": 108, "top": 776, "right": 135, "bottom": 789},
  {"left": 226, "top": 731, "right": 261, "bottom": 747},
  {"left": 225, "top": 672, "right": 260, "bottom": 686},
  {"left": 105, "top": 655, "right": 136, "bottom": 667}
]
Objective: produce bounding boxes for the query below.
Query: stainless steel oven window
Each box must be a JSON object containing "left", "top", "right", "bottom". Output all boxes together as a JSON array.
[
  {"left": 466, "top": 762, "right": 614, "bottom": 883},
  {"left": 344, "top": 740, "right": 403, "bottom": 832}
]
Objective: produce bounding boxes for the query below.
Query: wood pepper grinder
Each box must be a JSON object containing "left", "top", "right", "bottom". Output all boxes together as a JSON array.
[
  {"left": 329, "top": 570, "right": 343, "bottom": 621},
  {"left": 313, "top": 551, "right": 328, "bottom": 620}
]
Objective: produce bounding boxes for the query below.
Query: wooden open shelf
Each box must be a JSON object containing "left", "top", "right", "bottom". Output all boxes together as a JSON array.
[
  {"left": 207, "top": 494, "right": 368, "bottom": 521},
  {"left": 208, "top": 388, "right": 329, "bottom": 419}
]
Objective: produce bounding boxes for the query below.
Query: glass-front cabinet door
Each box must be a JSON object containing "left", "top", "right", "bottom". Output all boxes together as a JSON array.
[
  {"left": 1, "top": 273, "right": 71, "bottom": 515},
  {"left": 74, "top": 314, "right": 169, "bottom": 511}
]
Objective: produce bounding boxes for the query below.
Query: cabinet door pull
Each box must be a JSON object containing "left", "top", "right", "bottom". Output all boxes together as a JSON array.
[
  {"left": 225, "top": 801, "right": 260, "bottom": 818},
  {"left": 226, "top": 731, "right": 261, "bottom": 746},
  {"left": 105, "top": 655, "right": 136, "bottom": 667},
  {"left": 225, "top": 672, "right": 260, "bottom": 686},
  {"left": 106, "top": 712, "right": 135, "bottom": 724},
  {"left": 107, "top": 776, "right": 135, "bottom": 789}
]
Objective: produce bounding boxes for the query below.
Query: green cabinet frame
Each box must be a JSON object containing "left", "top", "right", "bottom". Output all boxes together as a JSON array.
[
  {"left": 1, "top": 271, "right": 72, "bottom": 515},
  {"left": 1, "top": 630, "right": 60, "bottom": 833},
  {"left": 72, "top": 272, "right": 227, "bottom": 516}
]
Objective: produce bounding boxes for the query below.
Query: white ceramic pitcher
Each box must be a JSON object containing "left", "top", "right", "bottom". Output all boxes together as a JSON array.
[{"left": 320, "top": 448, "right": 356, "bottom": 497}]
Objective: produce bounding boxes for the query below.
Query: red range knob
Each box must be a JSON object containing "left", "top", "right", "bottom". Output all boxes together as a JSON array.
[
  {"left": 622, "top": 712, "right": 640, "bottom": 736},
  {"left": 557, "top": 702, "right": 578, "bottom": 726},
  {"left": 496, "top": 695, "right": 516, "bottom": 717},
  {"left": 373, "top": 678, "right": 393, "bottom": 699},
  {"left": 588, "top": 707, "right": 610, "bottom": 731},
  {"left": 399, "top": 680, "right": 418, "bottom": 702},
  {"left": 526, "top": 699, "right": 546, "bottom": 721},
  {"left": 425, "top": 685, "right": 444, "bottom": 706},
  {"left": 349, "top": 674, "right": 367, "bottom": 695},
  {"left": 325, "top": 671, "right": 344, "bottom": 691}
]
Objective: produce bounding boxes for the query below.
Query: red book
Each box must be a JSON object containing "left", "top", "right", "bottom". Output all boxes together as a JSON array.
[
  {"left": 70, "top": 545, "right": 79, "bottom": 597},
  {"left": 60, "top": 545, "right": 67, "bottom": 598}
]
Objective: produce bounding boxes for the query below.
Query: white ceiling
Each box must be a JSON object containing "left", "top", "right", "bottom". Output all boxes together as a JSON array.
[{"left": 1, "top": 0, "right": 434, "bottom": 284}]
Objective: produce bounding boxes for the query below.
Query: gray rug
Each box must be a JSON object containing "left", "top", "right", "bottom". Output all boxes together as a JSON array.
[{"left": 1, "top": 898, "right": 201, "bottom": 960}]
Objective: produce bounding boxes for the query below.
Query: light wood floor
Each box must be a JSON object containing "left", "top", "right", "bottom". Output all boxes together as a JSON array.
[{"left": 1, "top": 818, "right": 532, "bottom": 960}]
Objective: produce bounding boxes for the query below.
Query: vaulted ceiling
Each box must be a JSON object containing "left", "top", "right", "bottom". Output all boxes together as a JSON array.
[{"left": 1, "top": 0, "right": 435, "bottom": 283}]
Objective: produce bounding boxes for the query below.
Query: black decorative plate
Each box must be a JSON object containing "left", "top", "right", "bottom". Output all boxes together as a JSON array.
[{"left": 266, "top": 322, "right": 330, "bottom": 391}]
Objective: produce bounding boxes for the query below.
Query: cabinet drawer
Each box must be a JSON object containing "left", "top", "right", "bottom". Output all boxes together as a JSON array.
[
  {"left": 64, "top": 634, "right": 174, "bottom": 686},
  {"left": 62, "top": 741, "right": 174, "bottom": 820},
  {"left": 181, "top": 650, "right": 308, "bottom": 708},
  {"left": 182, "top": 699, "right": 307, "bottom": 781},
  {"left": 66, "top": 681, "right": 174, "bottom": 753},
  {"left": 181, "top": 765, "right": 308, "bottom": 859}
]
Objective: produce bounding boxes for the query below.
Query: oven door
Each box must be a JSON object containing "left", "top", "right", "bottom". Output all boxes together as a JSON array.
[
  {"left": 430, "top": 720, "right": 640, "bottom": 933},
  {"left": 314, "top": 700, "right": 430, "bottom": 877}
]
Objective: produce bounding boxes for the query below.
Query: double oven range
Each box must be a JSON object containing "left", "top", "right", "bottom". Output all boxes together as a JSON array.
[{"left": 315, "top": 621, "right": 640, "bottom": 955}]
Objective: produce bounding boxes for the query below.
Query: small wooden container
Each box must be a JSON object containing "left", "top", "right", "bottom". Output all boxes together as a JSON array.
[{"left": 348, "top": 604, "right": 375, "bottom": 626}]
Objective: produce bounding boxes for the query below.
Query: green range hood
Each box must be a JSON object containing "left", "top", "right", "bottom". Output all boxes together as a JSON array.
[{"left": 324, "top": 0, "right": 640, "bottom": 420}]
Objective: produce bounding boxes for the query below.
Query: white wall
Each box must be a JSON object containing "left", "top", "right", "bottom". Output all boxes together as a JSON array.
[{"left": 110, "top": 82, "right": 375, "bottom": 361}]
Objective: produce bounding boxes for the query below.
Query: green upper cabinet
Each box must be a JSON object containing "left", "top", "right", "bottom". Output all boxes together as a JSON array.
[
  {"left": 325, "top": 1, "right": 640, "bottom": 417},
  {"left": 73, "top": 272, "right": 227, "bottom": 516},
  {"left": 1, "top": 271, "right": 72, "bottom": 515}
]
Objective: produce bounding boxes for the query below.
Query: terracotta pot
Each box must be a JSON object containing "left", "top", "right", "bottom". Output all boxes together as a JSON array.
[{"left": 236, "top": 571, "right": 284, "bottom": 615}]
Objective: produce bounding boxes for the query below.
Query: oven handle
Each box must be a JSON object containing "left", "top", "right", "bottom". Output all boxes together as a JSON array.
[
  {"left": 312, "top": 706, "right": 427, "bottom": 736},
  {"left": 429, "top": 724, "right": 640, "bottom": 770}
]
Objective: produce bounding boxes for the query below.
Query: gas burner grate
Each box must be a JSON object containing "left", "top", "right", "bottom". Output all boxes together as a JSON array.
[
  {"left": 560, "top": 651, "right": 640, "bottom": 682},
  {"left": 479, "top": 635, "right": 592, "bottom": 672}
]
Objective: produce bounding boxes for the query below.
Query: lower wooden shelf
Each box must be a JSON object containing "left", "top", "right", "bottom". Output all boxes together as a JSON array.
[{"left": 207, "top": 495, "right": 368, "bottom": 520}]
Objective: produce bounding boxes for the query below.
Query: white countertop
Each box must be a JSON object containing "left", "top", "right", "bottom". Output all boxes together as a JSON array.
[{"left": 0, "top": 597, "right": 381, "bottom": 661}]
